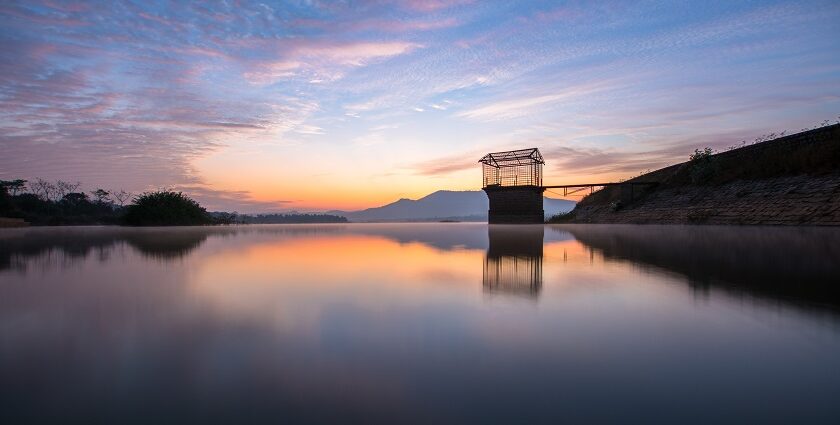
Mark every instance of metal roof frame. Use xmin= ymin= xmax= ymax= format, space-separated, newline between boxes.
xmin=478 ymin=148 xmax=544 ymax=168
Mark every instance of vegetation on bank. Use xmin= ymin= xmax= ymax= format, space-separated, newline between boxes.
xmin=1 ymin=179 xmax=348 ymax=226
xmin=0 ymin=179 xmax=224 ymax=226
xmin=547 ymin=211 xmax=576 ymax=223
xmin=688 ymin=147 xmax=719 ymax=184
xmin=1 ymin=179 xmax=128 ymax=225
xmin=122 ymin=190 xmax=215 ymax=226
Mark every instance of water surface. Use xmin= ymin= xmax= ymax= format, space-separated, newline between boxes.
xmin=2 ymin=224 xmax=839 ymax=423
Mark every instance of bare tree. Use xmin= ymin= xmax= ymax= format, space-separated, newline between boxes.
xmin=30 ymin=178 xmax=57 ymax=201
xmin=55 ymin=180 xmax=81 ymax=200
xmin=111 ymin=189 xmax=133 ymax=206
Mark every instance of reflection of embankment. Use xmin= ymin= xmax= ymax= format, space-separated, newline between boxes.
xmin=554 ymin=224 xmax=840 ymax=312
xmin=483 ymin=225 xmax=544 ymax=297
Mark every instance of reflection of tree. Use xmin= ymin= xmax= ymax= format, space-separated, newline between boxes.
xmin=1 ymin=230 xmax=117 ymax=271
xmin=0 ymin=229 xmax=208 ymax=271
xmin=122 ymin=231 xmax=208 ymax=260
xmin=483 ymin=225 xmax=544 ymax=297
xmin=0 ymin=225 xmax=355 ymax=272
xmin=555 ymin=225 xmax=840 ymax=314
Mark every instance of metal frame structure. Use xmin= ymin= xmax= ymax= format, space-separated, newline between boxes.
xmin=542 ymin=182 xmax=659 ymax=199
xmin=479 ymin=148 xmax=544 ymax=188
xmin=478 ymin=146 xmax=660 ymax=223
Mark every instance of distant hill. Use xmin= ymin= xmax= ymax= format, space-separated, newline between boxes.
xmin=328 ymin=190 xmax=575 ymax=222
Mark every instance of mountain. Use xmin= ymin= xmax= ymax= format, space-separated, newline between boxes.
xmin=327 ymin=190 xmax=575 ymax=222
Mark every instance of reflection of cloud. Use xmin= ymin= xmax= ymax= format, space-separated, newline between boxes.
xmin=0 ymin=225 xmax=494 ymax=274
xmin=0 ymin=228 xmax=416 ymax=421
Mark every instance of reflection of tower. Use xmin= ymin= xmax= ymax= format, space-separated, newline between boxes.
xmin=483 ymin=225 xmax=544 ymax=297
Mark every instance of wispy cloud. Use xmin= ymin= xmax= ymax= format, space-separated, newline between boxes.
xmin=1 ymin=0 xmax=839 ymax=210
xmin=455 ymin=81 xmax=616 ymax=121
xmin=411 ymin=153 xmax=478 ymax=176
xmin=401 ymin=0 xmax=475 ymax=12
xmin=245 ymin=41 xmax=423 ymax=84
xmin=175 ymin=185 xmax=292 ymax=213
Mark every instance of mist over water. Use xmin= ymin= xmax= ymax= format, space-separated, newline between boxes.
xmin=2 ymin=224 xmax=839 ymax=423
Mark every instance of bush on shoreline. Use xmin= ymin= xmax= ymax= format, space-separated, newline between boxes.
xmin=547 ymin=210 xmax=576 ymax=223
xmin=122 ymin=191 xmax=213 ymax=226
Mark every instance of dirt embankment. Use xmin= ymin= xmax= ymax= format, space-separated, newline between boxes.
xmin=558 ymin=124 xmax=840 ymax=225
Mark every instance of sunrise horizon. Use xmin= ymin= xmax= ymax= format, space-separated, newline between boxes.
xmin=4 ymin=1 xmax=840 ymax=423
xmin=2 ymin=1 xmax=838 ymax=212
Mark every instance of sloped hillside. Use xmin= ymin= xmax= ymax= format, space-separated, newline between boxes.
xmin=557 ymin=124 xmax=840 ymax=225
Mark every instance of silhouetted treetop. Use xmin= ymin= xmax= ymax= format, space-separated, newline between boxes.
xmin=122 ymin=190 xmax=213 ymax=226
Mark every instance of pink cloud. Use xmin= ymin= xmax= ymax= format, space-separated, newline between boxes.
xmin=245 ymin=41 xmax=422 ymax=84
xmin=138 ymin=12 xmax=183 ymax=27
xmin=358 ymin=16 xmax=459 ymax=32
xmin=175 ymin=185 xmax=293 ymax=212
xmin=0 ymin=4 xmax=89 ymax=27
xmin=402 ymin=0 xmax=474 ymax=12
xmin=532 ymin=6 xmax=582 ymax=23
xmin=299 ymin=41 xmax=421 ymax=65
xmin=294 ymin=16 xmax=460 ymax=33
xmin=42 ymin=1 xmax=90 ymax=13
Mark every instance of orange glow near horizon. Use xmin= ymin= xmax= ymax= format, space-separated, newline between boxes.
xmin=194 ymin=149 xmax=485 ymax=210
xmin=195 ymin=148 xmax=599 ymax=211
xmin=189 ymin=233 xmax=485 ymax=316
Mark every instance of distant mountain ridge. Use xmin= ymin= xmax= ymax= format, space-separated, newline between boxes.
xmin=328 ymin=190 xmax=575 ymax=222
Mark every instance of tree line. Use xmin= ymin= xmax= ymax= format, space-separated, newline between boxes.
xmin=1 ymin=178 xmax=135 ymax=225
xmin=2 ymin=178 xmax=133 ymax=205
xmin=0 ymin=178 xmax=225 ymax=226
xmin=1 ymin=178 xmax=348 ymax=226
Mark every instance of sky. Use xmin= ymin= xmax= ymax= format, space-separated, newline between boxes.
xmin=1 ymin=0 xmax=839 ymax=212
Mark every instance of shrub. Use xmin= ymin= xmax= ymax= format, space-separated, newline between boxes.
xmin=689 ymin=147 xmax=713 ymax=163
xmin=689 ymin=147 xmax=718 ymax=184
xmin=122 ymin=190 xmax=212 ymax=226
xmin=547 ymin=210 xmax=576 ymax=223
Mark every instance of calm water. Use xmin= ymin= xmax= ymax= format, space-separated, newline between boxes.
xmin=2 ymin=224 xmax=840 ymax=423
